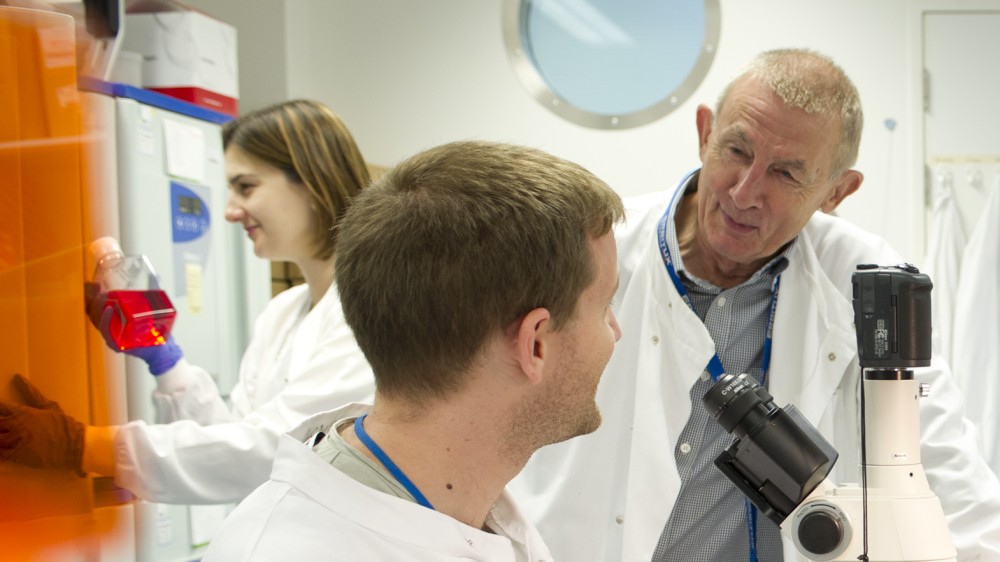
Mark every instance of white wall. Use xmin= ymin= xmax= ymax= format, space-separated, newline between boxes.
xmin=192 ymin=0 xmax=926 ymax=259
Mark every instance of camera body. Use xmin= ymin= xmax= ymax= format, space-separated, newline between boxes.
xmin=703 ymin=372 xmax=838 ymax=525
xmin=852 ymin=264 xmax=932 ymax=369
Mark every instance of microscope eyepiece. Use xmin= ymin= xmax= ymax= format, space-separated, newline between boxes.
xmin=702 ymin=373 xmax=779 ymax=437
xmin=703 ymin=373 xmax=839 ymax=524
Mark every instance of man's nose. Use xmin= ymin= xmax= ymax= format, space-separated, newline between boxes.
xmin=729 ymin=163 xmax=766 ymax=209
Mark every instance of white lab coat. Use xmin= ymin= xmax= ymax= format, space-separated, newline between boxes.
xmin=951 ymin=184 xmax=1000 ymax=476
xmin=203 ymin=404 xmax=554 ymax=562
xmin=923 ymin=170 xmax=967 ymax=364
xmin=114 ymin=282 xmax=375 ymax=504
xmin=510 ymin=173 xmax=1000 ymax=562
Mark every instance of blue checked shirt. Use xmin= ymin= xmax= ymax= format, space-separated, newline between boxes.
xmin=651 ymin=190 xmax=795 ymax=562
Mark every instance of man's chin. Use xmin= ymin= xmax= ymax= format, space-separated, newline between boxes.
xmin=556 ymin=408 xmax=602 ymax=444
xmin=583 ymin=408 xmax=602 ymax=436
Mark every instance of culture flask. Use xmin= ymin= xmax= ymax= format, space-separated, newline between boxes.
xmin=90 ymin=236 xmax=177 ymax=351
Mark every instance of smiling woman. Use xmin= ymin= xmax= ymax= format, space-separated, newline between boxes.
xmin=503 ymin=0 xmax=720 ymax=129
xmin=0 ymin=99 xmax=379 ymax=519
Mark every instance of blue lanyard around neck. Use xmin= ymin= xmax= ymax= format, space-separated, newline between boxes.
xmin=655 ymin=185 xmax=781 ymax=383
xmin=655 ymin=184 xmax=780 ymax=562
xmin=354 ymin=414 xmax=435 ymax=510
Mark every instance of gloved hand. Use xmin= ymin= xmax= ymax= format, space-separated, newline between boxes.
xmin=84 ymin=282 xmax=183 ymax=375
xmin=0 ymin=374 xmax=85 ymax=473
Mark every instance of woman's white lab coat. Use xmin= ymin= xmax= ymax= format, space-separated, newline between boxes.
xmin=113 ymin=282 xmax=375 ymax=504
xmin=511 ymin=176 xmax=1000 ymax=562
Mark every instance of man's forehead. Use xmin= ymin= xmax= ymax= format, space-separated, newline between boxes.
xmin=716 ymin=112 xmax=833 ymax=174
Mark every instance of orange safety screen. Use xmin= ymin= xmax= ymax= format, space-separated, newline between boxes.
xmin=0 ymin=6 xmax=127 ymax=557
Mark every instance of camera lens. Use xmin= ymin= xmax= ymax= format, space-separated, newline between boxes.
xmin=702 ymin=373 xmax=779 ymax=437
xmin=702 ymin=373 xmax=840 ymax=524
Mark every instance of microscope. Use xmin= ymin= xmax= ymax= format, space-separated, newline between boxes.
xmin=703 ymin=264 xmax=957 ymax=561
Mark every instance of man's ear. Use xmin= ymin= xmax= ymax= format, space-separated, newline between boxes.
xmin=695 ymin=104 xmax=714 ymax=163
xmin=821 ymin=169 xmax=863 ymax=213
xmin=514 ymin=307 xmax=551 ymax=385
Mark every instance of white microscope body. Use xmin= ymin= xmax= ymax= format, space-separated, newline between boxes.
xmin=784 ymin=376 xmax=955 ymax=562
xmin=705 ymin=265 xmax=957 ymax=562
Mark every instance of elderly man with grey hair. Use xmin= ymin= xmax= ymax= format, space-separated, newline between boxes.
xmin=510 ymin=48 xmax=1000 ymax=562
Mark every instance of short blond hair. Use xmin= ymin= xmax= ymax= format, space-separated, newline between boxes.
xmin=717 ymin=49 xmax=863 ymax=176
xmin=336 ymin=141 xmax=624 ymax=400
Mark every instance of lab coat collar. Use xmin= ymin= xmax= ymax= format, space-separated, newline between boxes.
xmin=766 ymin=224 xmax=857 ymax=425
xmin=275 ymin=403 xmax=545 ymax=560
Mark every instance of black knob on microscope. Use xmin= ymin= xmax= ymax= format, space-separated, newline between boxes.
xmin=797 ymin=511 xmax=844 ymax=555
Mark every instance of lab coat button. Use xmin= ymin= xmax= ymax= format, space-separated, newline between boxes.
xmin=828 ymin=352 xmax=836 ymax=361
xmin=651 ymin=335 xmax=660 ymax=345
xmin=679 ymin=442 xmax=692 ymax=454
xmin=615 ymin=515 xmax=624 ymax=524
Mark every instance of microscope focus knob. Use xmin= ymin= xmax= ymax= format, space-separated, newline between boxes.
xmin=791 ymin=501 xmax=851 ymax=560
xmin=798 ymin=512 xmax=842 ymax=553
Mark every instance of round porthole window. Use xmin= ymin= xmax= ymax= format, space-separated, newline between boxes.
xmin=503 ymin=0 xmax=720 ymax=130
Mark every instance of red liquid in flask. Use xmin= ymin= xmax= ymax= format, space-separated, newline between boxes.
xmin=104 ymin=289 xmax=177 ymax=351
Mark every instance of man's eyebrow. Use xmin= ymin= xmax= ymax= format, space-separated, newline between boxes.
xmin=723 ymin=127 xmax=807 ymax=172
xmin=719 ymin=127 xmax=751 ymax=146
xmin=773 ymin=158 xmax=807 ymax=172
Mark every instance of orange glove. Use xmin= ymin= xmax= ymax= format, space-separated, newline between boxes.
xmin=0 ymin=374 xmax=85 ymax=473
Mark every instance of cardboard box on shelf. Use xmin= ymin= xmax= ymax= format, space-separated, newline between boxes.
xmin=122 ymin=9 xmax=238 ymax=116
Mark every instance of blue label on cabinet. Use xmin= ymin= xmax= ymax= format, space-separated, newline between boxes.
xmin=171 ymin=181 xmax=211 ymax=242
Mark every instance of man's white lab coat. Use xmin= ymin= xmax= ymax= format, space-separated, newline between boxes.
xmin=204 ymin=405 xmax=554 ymax=562
xmin=510 ymin=173 xmax=1000 ymax=562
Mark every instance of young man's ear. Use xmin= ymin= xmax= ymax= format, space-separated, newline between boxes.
xmin=514 ymin=307 xmax=551 ymax=385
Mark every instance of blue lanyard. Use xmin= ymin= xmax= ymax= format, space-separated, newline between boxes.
xmin=654 ymin=185 xmax=781 ymax=382
xmin=354 ymin=414 xmax=435 ymax=510
xmin=655 ymin=185 xmax=780 ymax=562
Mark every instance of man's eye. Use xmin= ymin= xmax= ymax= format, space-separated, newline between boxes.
xmin=728 ymin=146 xmax=747 ymax=158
